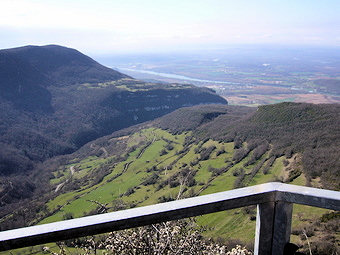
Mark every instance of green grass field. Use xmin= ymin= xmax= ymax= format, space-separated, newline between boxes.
xmin=28 ymin=127 xmax=332 ymax=253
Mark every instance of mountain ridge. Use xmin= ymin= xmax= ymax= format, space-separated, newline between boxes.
xmin=1 ymin=45 xmax=130 ymax=86
xmin=0 ymin=45 xmax=129 ymax=112
xmin=0 ymin=45 xmax=227 ymax=176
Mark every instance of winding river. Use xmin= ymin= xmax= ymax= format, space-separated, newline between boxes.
xmin=118 ymin=67 xmax=239 ymax=85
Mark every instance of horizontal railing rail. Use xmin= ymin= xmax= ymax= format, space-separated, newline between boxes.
xmin=0 ymin=182 xmax=339 ymax=254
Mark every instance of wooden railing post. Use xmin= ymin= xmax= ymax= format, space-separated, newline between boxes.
xmin=254 ymin=201 xmax=293 ymax=255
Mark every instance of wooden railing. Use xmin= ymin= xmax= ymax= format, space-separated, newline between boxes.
xmin=0 ymin=182 xmax=339 ymax=254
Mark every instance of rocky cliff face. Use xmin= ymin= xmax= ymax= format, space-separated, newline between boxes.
xmin=100 ymin=87 xmax=227 ymax=129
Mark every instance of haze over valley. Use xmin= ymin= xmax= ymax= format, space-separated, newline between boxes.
xmin=98 ymin=45 xmax=340 ymax=106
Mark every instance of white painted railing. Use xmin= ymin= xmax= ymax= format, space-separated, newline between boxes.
xmin=0 ymin=182 xmax=339 ymax=254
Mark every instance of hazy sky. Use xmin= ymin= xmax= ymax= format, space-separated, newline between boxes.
xmin=1 ymin=0 xmax=339 ymax=54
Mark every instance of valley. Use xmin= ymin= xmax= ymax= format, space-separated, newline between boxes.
xmin=0 ymin=0 xmax=340 ymax=255
xmin=1 ymin=0 xmax=339 ymax=253
xmin=0 ymin=45 xmax=339 ymax=254
xmin=98 ymin=46 xmax=340 ymax=106
xmin=1 ymin=103 xmax=339 ymax=254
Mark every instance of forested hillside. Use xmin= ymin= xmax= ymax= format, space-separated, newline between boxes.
xmin=1 ymin=102 xmax=338 ymax=254
xmin=0 ymin=45 xmax=227 ymax=177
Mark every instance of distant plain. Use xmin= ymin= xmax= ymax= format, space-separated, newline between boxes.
xmin=97 ymin=45 xmax=340 ymax=106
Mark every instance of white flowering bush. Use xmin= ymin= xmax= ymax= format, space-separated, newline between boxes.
xmin=45 ymin=219 xmax=252 ymax=254
xmin=226 ymin=245 xmax=252 ymax=255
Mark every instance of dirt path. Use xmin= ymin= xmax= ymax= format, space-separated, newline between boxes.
xmin=70 ymin=166 xmax=75 ymax=175
xmin=54 ymin=182 xmax=65 ymax=193
xmin=55 ymin=166 xmax=75 ymax=193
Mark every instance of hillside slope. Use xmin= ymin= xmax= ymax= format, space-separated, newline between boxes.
xmin=1 ymin=102 xmax=338 ymax=254
xmin=0 ymin=45 xmax=227 ymax=176
xmin=1 ymin=45 xmax=129 ymax=86
xmin=0 ymin=45 xmax=129 ymax=112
